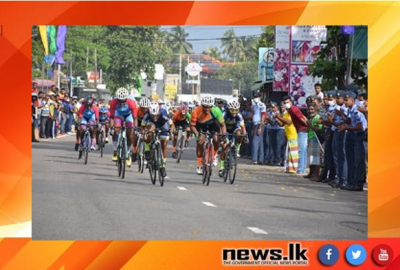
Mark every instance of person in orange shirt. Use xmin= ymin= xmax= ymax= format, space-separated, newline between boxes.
xmin=132 ymin=97 xmax=151 ymax=162
xmin=171 ymin=104 xmax=191 ymax=158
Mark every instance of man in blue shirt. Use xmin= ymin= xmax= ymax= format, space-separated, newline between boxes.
xmin=251 ymin=92 xmax=266 ymax=164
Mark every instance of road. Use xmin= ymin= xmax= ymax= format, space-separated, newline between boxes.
xmin=32 ymin=134 xmax=367 ymax=240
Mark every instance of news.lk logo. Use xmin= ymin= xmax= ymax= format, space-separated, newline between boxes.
xmin=222 ymin=243 xmax=309 ymax=266
xmin=318 ymin=244 xmax=339 ymax=266
xmin=345 ymin=244 xmax=367 ymax=266
xmin=372 ymin=245 xmax=393 ymax=266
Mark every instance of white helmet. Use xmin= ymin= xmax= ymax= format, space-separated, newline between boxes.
xmin=227 ymin=99 xmax=240 ymax=110
xmin=139 ymin=97 xmax=151 ymax=108
xmin=115 ymin=87 xmax=129 ymax=101
xmin=149 ymin=102 xmax=160 ymax=115
xmin=201 ymin=95 xmax=215 ymax=107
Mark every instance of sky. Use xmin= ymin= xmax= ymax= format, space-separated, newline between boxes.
xmin=160 ymin=26 xmax=263 ymax=53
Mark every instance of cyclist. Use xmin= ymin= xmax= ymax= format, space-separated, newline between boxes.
xmin=75 ymin=95 xmax=99 ymax=151
xmin=141 ymin=102 xmax=174 ymax=177
xmin=190 ymin=95 xmax=227 ymax=175
xmin=171 ymin=104 xmax=191 ymax=158
xmin=109 ymin=87 xmax=138 ymax=167
xmin=97 ymin=105 xmax=110 ymax=146
xmin=132 ymin=97 xmax=151 ymax=162
xmin=218 ymin=99 xmax=247 ymax=177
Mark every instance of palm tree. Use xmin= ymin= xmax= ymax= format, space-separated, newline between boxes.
xmin=204 ymin=46 xmax=222 ymax=61
xmin=220 ymin=29 xmax=244 ymax=63
xmin=166 ymin=26 xmax=193 ymax=54
xmin=242 ymin=36 xmax=258 ymax=61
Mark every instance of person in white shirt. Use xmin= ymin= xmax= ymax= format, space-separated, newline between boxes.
xmin=314 ymin=83 xmax=324 ymax=100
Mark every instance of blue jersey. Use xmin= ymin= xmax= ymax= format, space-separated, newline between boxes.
xmin=223 ymin=111 xmax=244 ymax=132
xmin=142 ymin=108 xmax=171 ymax=128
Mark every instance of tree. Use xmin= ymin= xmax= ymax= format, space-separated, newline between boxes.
xmin=308 ymin=26 xmax=366 ymax=90
xmin=166 ymin=26 xmax=193 ymax=54
xmin=202 ymin=46 xmax=222 ymax=61
xmin=213 ymin=61 xmax=258 ymax=96
xmin=220 ymin=29 xmax=244 ymax=62
xmin=241 ymin=36 xmax=258 ymax=61
xmin=257 ymin=26 xmax=274 ymax=48
xmin=105 ymin=26 xmax=167 ymax=91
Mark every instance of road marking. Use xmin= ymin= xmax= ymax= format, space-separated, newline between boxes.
xmin=165 ymin=176 xmax=170 ymax=179
xmin=247 ymin=227 xmax=268 ymax=234
xmin=177 ymin=186 xmax=187 ymax=191
xmin=363 ymin=187 xmax=368 ymax=191
xmin=202 ymin=202 xmax=216 ymax=207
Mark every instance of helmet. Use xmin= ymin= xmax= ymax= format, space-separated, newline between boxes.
xmin=85 ymin=95 xmax=94 ymax=105
xmin=227 ymin=99 xmax=240 ymax=110
xmin=149 ymin=102 xmax=160 ymax=116
xmin=99 ymin=106 xmax=109 ymax=114
xmin=201 ymin=95 xmax=215 ymax=107
xmin=115 ymin=87 xmax=129 ymax=101
xmin=139 ymin=97 xmax=151 ymax=108
xmin=180 ymin=104 xmax=188 ymax=113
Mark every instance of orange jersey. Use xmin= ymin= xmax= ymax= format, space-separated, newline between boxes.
xmin=190 ymin=105 xmax=224 ymax=126
xmin=172 ymin=110 xmax=187 ymax=122
xmin=137 ymin=107 xmax=147 ymax=119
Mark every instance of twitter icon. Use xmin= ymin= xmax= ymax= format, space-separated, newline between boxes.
xmin=346 ymin=244 xmax=367 ymax=265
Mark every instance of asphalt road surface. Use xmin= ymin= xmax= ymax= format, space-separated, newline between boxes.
xmin=32 ymin=134 xmax=367 ymax=240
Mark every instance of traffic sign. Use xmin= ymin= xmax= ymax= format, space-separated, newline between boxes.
xmin=185 ymin=63 xmax=202 ymax=77
xmin=186 ymin=80 xmax=200 ymax=85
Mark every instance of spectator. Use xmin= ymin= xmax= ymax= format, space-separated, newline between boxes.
xmin=317 ymin=90 xmax=336 ymax=183
xmin=314 ymin=83 xmax=324 ymax=100
xmin=305 ymin=103 xmax=324 ymax=180
xmin=338 ymin=91 xmax=368 ymax=191
xmin=250 ymin=92 xmax=266 ymax=165
xmin=32 ymin=93 xmax=39 ymax=143
xmin=241 ymin=99 xmax=253 ymax=158
xmin=267 ymin=102 xmax=284 ymax=166
xmin=40 ymin=93 xmax=51 ymax=138
xmin=276 ymin=102 xmax=298 ymax=174
xmin=282 ymin=95 xmax=308 ymax=175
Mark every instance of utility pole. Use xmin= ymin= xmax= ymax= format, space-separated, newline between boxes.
xmin=94 ymin=48 xmax=97 ymax=86
xmin=70 ymin=54 xmax=73 ymax=96
xmin=178 ymin=54 xmax=182 ymax=95
xmin=86 ymin=46 xmax=89 ymax=75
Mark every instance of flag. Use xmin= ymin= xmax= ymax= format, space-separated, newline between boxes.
xmin=341 ymin=26 xmax=355 ymax=35
xmin=39 ymin=26 xmax=48 ymax=55
xmin=56 ymin=26 xmax=67 ymax=64
xmin=48 ymin=26 xmax=57 ymax=54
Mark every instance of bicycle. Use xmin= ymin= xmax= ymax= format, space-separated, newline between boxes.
xmin=135 ymin=127 xmax=145 ymax=174
xmin=78 ymin=124 xmax=95 ymax=165
xmin=115 ymin=125 xmax=130 ymax=179
xmin=98 ymin=123 xmax=106 ymax=158
xmin=200 ymin=131 xmax=217 ymax=186
xmin=146 ymin=129 xmax=167 ymax=187
xmin=222 ymin=134 xmax=246 ymax=184
xmin=175 ymin=126 xmax=187 ymax=163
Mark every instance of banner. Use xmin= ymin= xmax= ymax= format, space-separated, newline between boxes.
xmin=165 ymin=84 xmax=177 ymax=100
xmin=289 ymin=65 xmax=322 ymax=106
xmin=48 ymin=25 xmax=57 ymax=55
xmin=273 ymin=26 xmax=290 ymax=91
xmin=258 ymin=47 xmax=274 ymax=81
xmin=55 ymin=26 xmax=66 ymax=64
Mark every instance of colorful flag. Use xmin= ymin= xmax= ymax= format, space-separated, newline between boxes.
xmin=48 ymin=26 xmax=57 ymax=54
xmin=56 ymin=26 xmax=67 ymax=64
xmin=341 ymin=26 xmax=355 ymax=35
xmin=39 ymin=25 xmax=48 ymax=56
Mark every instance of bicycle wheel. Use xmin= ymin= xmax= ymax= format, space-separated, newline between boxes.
xmin=176 ymin=130 xmax=184 ymax=163
xmin=157 ymin=144 xmax=164 ymax=187
xmin=84 ymin=133 xmax=89 ymax=165
xmin=202 ymin=143 xmax=208 ymax=185
xmin=117 ymin=138 xmax=124 ymax=177
xmin=137 ymin=139 xmax=144 ymax=173
xmin=229 ymin=146 xmax=237 ymax=184
xmin=223 ymin=148 xmax=230 ymax=183
xmin=100 ymin=130 xmax=104 ymax=158
xmin=149 ymin=148 xmax=156 ymax=185
xmin=121 ymin=138 xmax=126 ymax=179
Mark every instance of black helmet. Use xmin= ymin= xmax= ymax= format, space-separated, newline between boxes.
xmin=85 ymin=95 xmax=94 ymax=105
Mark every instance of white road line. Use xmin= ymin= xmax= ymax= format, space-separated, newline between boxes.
xmin=177 ymin=186 xmax=187 ymax=191
xmin=202 ymin=202 xmax=216 ymax=207
xmin=247 ymin=227 xmax=268 ymax=234
xmin=165 ymin=176 xmax=170 ymax=179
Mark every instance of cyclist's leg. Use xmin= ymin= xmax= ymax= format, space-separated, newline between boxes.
xmin=88 ymin=114 xmax=96 ymax=149
xmin=144 ymin=123 xmax=155 ymax=160
xmin=211 ymin=124 xmax=221 ymax=163
xmin=196 ymin=124 xmax=206 ymax=168
xmin=160 ymin=122 xmax=170 ymax=167
xmin=80 ymin=118 xmax=89 ymax=141
xmin=112 ymin=112 xmax=123 ymax=161
xmin=234 ymin=127 xmax=244 ymax=152
xmin=125 ymin=114 xmax=134 ymax=153
xmin=184 ymin=121 xmax=191 ymax=142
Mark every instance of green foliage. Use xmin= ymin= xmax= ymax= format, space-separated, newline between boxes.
xmin=257 ymin=26 xmax=274 ymax=48
xmin=213 ymin=61 xmax=258 ymax=96
xmin=203 ymin=46 xmax=222 ymax=61
xmin=166 ymin=26 xmax=193 ymax=54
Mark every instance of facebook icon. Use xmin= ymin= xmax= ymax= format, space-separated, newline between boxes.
xmin=319 ymin=244 xmax=339 ymax=266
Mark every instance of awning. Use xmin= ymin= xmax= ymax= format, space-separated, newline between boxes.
xmin=349 ymin=26 xmax=367 ymax=60
xmin=251 ymin=80 xmax=272 ymax=92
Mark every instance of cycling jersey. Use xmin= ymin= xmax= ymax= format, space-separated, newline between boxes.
xmin=172 ymin=110 xmax=191 ymax=122
xmin=223 ymin=111 xmax=245 ymax=133
xmin=109 ymin=99 xmax=138 ymax=128
xmin=99 ymin=106 xmax=110 ymax=123
xmin=78 ymin=104 xmax=99 ymax=125
xmin=190 ymin=105 xmax=224 ymax=126
xmin=137 ymin=107 xmax=147 ymax=120
xmin=142 ymin=108 xmax=172 ymax=139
